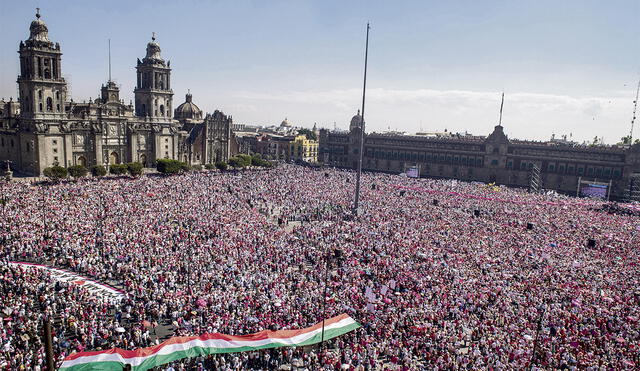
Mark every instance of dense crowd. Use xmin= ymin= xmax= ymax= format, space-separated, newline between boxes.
xmin=0 ymin=165 xmax=638 ymax=370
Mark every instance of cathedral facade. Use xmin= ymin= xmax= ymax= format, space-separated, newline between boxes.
xmin=0 ymin=10 xmax=232 ymax=175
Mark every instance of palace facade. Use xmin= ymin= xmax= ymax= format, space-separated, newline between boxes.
xmin=0 ymin=10 xmax=232 ymax=175
xmin=319 ymin=112 xmax=640 ymax=201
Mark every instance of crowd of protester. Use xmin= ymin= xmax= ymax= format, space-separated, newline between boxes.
xmin=0 ymin=165 xmax=638 ymax=370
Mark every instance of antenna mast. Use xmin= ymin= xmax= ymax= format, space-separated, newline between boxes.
xmin=630 ymin=77 xmax=640 ymax=144
xmin=108 ymin=39 xmax=112 ymax=82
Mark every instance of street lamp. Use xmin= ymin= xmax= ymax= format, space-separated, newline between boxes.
xmin=318 ymin=244 xmax=341 ymax=365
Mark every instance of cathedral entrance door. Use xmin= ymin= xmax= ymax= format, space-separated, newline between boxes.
xmin=109 ymin=152 xmax=120 ymax=165
xmin=77 ymin=156 xmax=87 ymax=167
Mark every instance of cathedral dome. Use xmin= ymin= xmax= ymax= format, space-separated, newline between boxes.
xmin=28 ymin=9 xmax=51 ymax=43
xmin=280 ymin=118 xmax=291 ymax=127
xmin=350 ymin=110 xmax=362 ymax=131
xmin=174 ymin=93 xmax=202 ymax=120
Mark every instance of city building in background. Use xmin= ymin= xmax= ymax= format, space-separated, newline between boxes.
xmin=232 ymin=118 xmax=320 ymax=163
xmin=319 ymin=110 xmax=640 ymax=200
xmin=289 ymin=134 xmax=318 ymax=163
xmin=0 ymin=11 xmax=234 ymax=175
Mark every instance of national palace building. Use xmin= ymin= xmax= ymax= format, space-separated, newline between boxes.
xmin=0 ymin=10 xmax=233 ymax=176
xmin=319 ymin=111 xmax=640 ymax=201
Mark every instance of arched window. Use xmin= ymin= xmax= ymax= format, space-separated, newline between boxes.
xmin=39 ymin=103 xmax=43 ymax=111
xmin=46 ymin=97 xmax=53 ymax=111
xmin=56 ymin=91 xmax=60 ymax=100
xmin=38 ymin=90 xmax=43 ymax=100
xmin=56 ymin=104 xmax=60 ymax=112
xmin=160 ymin=105 xmax=165 ymax=116
xmin=44 ymin=68 xmax=51 ymax=79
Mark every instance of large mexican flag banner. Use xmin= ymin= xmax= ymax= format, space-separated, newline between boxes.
xmin=59 ymin=314 xmax=360 ymax=371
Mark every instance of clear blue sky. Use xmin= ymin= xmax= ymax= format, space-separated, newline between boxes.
xmin=1 ymin=0 xmax=638 ymax=143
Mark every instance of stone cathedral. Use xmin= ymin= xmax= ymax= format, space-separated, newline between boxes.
xmin=0 ymin=10 xmax=232 ymax=176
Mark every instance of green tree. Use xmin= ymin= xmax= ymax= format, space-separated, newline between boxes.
xmin=204 ymin=163 xmax=216 ymax=170
xmin=191 ymin=164 xmax=203 ymax=171
xmin=156 ymin=159 xmax=187 ymax=174
xmin=109 ymin=164 xmax=128 ymax=175
xmin=43 ymin=166 xmax=68 ymax=182
xmin=619 ymin=135 xmax=632 ymax=145
xmin=91 ymin=165 xmax=107 ymax=177
xmin=228 ymin=157 xmax=241 ymax=168
xmin=126 ymin=162 xmax=144 ymax=177
xmin=228 ymin=155 xmax=251 ymax=168
xmin=250 ymin=154 xmax=272 ymax=167
xmin=298 ymin=128 xmax=317 ymax=141
xmin=67 ymin=165 xmax=88 ymax=179
xmin=215 ymin=161 xmax=228 ymax=171
xmin=237 ymin=154 xmax=252 ymax=167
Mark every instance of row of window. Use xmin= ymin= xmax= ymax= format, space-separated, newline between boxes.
xmin=137 ymin=72 xmax=170 ymax=90
xmin=20 ymin=56 xmax=59 ymax=80
xmin=365 ymin=149 xmax=484 ymax=167
xmin=139 ymin=99 xmax=171 ymax=117
xmin=366 ymin=139 xmax=482 ymax=152
xmin=510 ymin=148 xmax=624 ymax=163
xmin=507 ymin=160 xmax=622 ymax=179
xmin=21 ymin=90 xmax=62 ymax=113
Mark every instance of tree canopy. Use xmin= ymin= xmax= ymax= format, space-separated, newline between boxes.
xmin=298 ymin=128 xmax=317 ymax=141
xmin=43 ymin=166 xmax=68 ymax=182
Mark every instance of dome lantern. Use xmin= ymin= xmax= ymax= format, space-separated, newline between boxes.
xmin=28 ymin=8 xmax=52 ymax=44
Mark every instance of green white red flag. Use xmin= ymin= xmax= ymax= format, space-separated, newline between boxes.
xmin=59 ymin=314 xmax=360 ymax=371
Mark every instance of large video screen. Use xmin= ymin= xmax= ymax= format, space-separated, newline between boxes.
xmin=406 ymin=167 xmax=419 ymax=178
xmin=581 ymin=183 xmax=608 ymax=199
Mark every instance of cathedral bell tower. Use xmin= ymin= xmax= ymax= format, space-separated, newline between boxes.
xmin=134 ymin=33 xmax=173 ymax=120
xmin=17 ymin=8 xmax=67 ymax=120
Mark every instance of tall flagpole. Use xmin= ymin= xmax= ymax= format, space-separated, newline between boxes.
xmin=498 ymin=92 xmax=504 ymax=126
xmin=353 ymin=22 xmax=370 ymax=215
xmin=629 ymin=77 xmax=640 ymax=144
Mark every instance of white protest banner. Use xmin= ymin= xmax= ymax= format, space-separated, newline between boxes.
xmin=9 ymin=261 xmax=126 ymax=301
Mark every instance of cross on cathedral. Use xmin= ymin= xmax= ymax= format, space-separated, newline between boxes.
xmin=36 ymin=8 xmax=40 ymax=18
xmin=152 ymin=32 xmax=156 ymax=41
